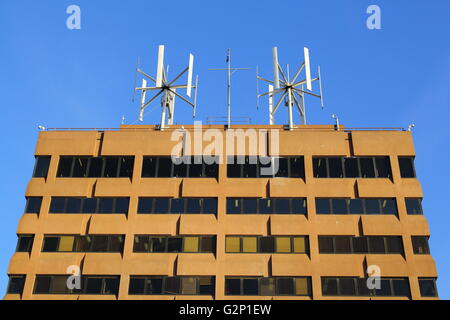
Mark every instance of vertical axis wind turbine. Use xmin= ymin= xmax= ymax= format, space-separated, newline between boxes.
xmin=134 ymin=45 xmax=198 ymax=130
xmin=257 ymin=47 xmax=324 ymax=130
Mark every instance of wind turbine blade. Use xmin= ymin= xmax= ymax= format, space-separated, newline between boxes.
xmin=272 ymin=47 xmax=280 ymax=89
xmin=186 ymin=54 xmax=194 ymax=97
xmin=193 ymin=75 xmax=198 ymax=117
xmin=156 ymin=45 xmax=165 ymax=87
xmin=132 ymin=56 xmax=140 ymax=103
xmin=318 ymin=65 xmax=324 ymax=108
xmin=139 ymin=79 xmax=147 ymax=121
xmin=304 ymin=47 xmax=312 ymax=91
xmin=268 ymin=84 xmax=274 ymax=125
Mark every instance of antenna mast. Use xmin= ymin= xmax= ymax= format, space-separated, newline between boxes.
xmin=209 ymin=49 xmax=250 ymax=128
xmin=257 ymin=47 xmax=324 ymax=130
xmin=133 ymin=45 xmax=198 ymax=130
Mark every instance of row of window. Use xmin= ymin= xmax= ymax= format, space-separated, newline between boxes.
xmin=24 ymin=196 xmax=425 ymax=215
xmin=32 ymin=155 xmax=417 ymax=179
xmin=16 ymin=234 xmax=431 ymax=255
xmin=8 ymin=275 xmax=438 ymax=297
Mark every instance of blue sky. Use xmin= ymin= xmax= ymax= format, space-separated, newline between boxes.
xmin=0 ymin=0 xmax=449 ymax=298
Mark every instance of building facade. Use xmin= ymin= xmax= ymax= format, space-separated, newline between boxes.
xmin=4 ymin=124 xmax=438 ymax=300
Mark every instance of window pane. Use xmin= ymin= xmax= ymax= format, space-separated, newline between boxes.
xmin=225 ymin=278 xmax=241 ymax=295
xmin=375 ymin=157 xmax=391 ymax=178
xmin=277 ymin=278 xmax=294 ymax=295
xmin=34 ymin=276 xmax=51 ymax=294
xmin=133 ymin=236 xmax=149 ymax=252
xmin=348 ymin=199 xmax=363 ymax=214
xmin=274 ymin=199 xmax=290 ymax=214
xmin=392 ymin=279 xmax=410 ymax=297
xmin=332 ymin=199 xmax=348 ymax=214
xmin=7 ymin=276 xmax=25 ymax=294
xmin=170 ymin=198 xmax=184 ymax=214
xmin=293 ymin=237 xmax=307 ymax=253
xmin=243 ymin=156 xmax=257 ymax=178
xmin=204 ymin=163 xmax=218 ymax=178
xmin=147 ymin=278 xmax=163 ymax=294
xmin=85 ymin=278 xmax=103 ymax=294
xmin=154 ymin=198 xmax=169 ymax=213
xmin=104 ymin=158 xmax=119 ymax=177
xmin=412 ymin=236 xmax=430 ymax=254
xmin=25 ymin=197 xmax=42 ymax=214
xmin=104 ymin=278 xmax=119 ymax=295
xmin=91 ymin=235 xmax=109 ymax=252
xmin=339 ymin=278 xmax=356 ymax=296
xmin=275 ymin=157 xmax=289 ymax=177
xmin=292 ymin=199 xmax=307 ymax=214
xmin=115 ymin=198 xmax=129 ymax=214
xmin=203 ymin=198 xmax=217 ymax=214
xmin=334 ymin=237 xmax=351 ymax=253
xmin=49 ymin=197 xmax=65 ymax=213
xmin=164 ymin=277 xmax=181 ymax=294
xmin=328 ymin=158 xmax=343 ymax=178
xmin=365 ymin=199 xmax=381 ymax=214
xmin=137 ymin=197 xmax=152 ymax=213
xmin=57 ymin=157 xmax=73 ymax=177
xmin=42 ymin=237 xmax=59 ymax=252
xmin=51 ymin=276 xmax=68 ymax=294
xmin=295 ymin=278 xmax=309 ymax=296
xmin=66 ymin=198 xmax=82 ymax=213
xmin=375 ymin=279 xmax=392 ymax=296
xmin=200 ymin=237 xmax=215 ymax=253
xmin=399 ymin=157 xmax=415 ymax=178
xmin=129 ymin=278 xmax=145 ymax=294
xmin=167 ymin=238 xmax=182 ymax=252
xmin=243 ymin=278 xmax=258 ymax=295
xmin=357 ymin=278 xmax=371 ymax=296
xmin=260 ymin=278 xmax=275 ymax=296
xmin=108 ymin=236 xmax=124 ymax=252
xmin=157 ymin=157 xmax=173 ymax=177
xmin=381 ymin=199 xmax=397 ymax=215
xmin=406 ymin=198 xmax=422 ymax=215
xmin=76 ymin=236 xmax=92 ymax=252
xmin=58 ymin=236 xmax=75 ymax=252
xmin=242 ymin=237 xmax=257 ymax=253
xmin=275 ymin=237 xmax=291 ymax=253
xmin=243 ymin=198 xmax=257 ymax=214
xmin=290 ymin=157 xmax=304 ymax=178
xmin=419 ymin=279 xmax=438 ymax=297
xmin=318 ymin=237 xmax=334 ymax=253
xmin=322 ymin=278 xmax=338 ymax=295
xmin=119 ymin=157 xmax=134 ymax=178
xmin=360 ymin=157 xmax=375 ymax=178
xmin=316 ymin=199 xmax=331 ymax=214
xmin=259 ymin=237 xmax=275 ymax=253
xmin=98 ymin=198 xmax=114 ymax=213
xmin=199 ymin=277 xmax=214 ymax=295
xmin=186 ymin=198 xmax=202 ymax=214
xmin=313 ymin=158 xmax=327 ymax=178
xmin=352 ymin=237 xmax=368 ymax=254
xmin=173 ymin=158 xmax=187 ymax=178
xmin=183 ymin=237 xmax=199 ymax=253
xmin=189 ymin=156 xmax=203 ymax=177
xmin=33 ymin=156 xmax=51 ymax=178
xmin=72 ymin=158 xmax=88 ymax=177
xmin=227 ymin=198 xmax=241 ymax=214
xmin=386 ymin=237 xmax=403 ymax=254
xmin=82 ymin=198 xmax=97 ymax=213
xmin=149 ymin=238 xmax=166 ymax=253
xmin=181 ymin=277 xmax=197 ymax=295
xmin=344 ymin=158 xmax=359 ymax=178
xmin=226 ymin=237 xmax=241 ymax=253
xmin=258 ymin=199 xmax=273 ymax=214
xmin=368 ymin=237 xmax=386 ymax=253
xmin=227 ymin=157 xmax=241 ymax=178
xmin=17 ymin=236 xmax=34 ymax=252
xmin=142 ymin=157 xmax=157 ymax=177
xmin=88 ymin=157 xmax=103 ymax=177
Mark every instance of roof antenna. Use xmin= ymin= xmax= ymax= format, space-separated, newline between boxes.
xmin=257 ymin=47 xmax=324 ymax=130
xmin=209 ymin=49 xmax=250 ymax=129
xmin=331 ymin=114 xmax=339 ymax=131
xmin=133 ymin=45 xmax=198 ymax=130
xmin=407 ymin=124 xmax=415 ymax=131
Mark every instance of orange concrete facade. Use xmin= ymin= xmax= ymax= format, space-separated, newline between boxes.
xmin=4 ymin=124 xmax=438 ymax=300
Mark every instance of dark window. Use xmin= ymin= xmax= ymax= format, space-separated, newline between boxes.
xmin=243 ymin=278 xmax=258 ymax=295
xmin=88 ymin=157 xmax=103 ymax=177
xmin=172 ymin=158 xmax=187 ymax=178
xmin=76 ymin=236 xmax=92 ymax=252
xmin=348 ymin=199 xmax=363 ymax=214
xmin=7 ymin=275 xmax=25 ymax=294
xmin=332 ymin=199 xmax=348 ymax=215
xmin=189 ymin=156 xmax=203 ymax=177
xmin=259 ymin=237 xmax=275 ymax=253
xmin=318 ymin=236 xmax=334 ymax=253
xmin=50 ymin=197 xmax=66 ymax=213
xmin=147 ymin=278 xmax=163 ymax=294
xmin=157 ymin=157 xmax=173 ymax=177
xmin=227 ymin=198 xmax=241 ymax=214
xmin=412 ymin=236 xmax=430 ymax=254
xmin=275 ymin=158 xmax=289 ymax=177
xmin=42 ymin=237 xmax=59 ymax=252
xmin=186 ymin=198 xmax=202 ymax=214
xmin=419 ymin=278 xmax=438 ymax=297
xmin=17 ymin=235 xmax=34 ymax=253
xmin=72 ymin=158 xmax=88 ymax=177
xmin=277 ymin=278 xmax=294 ymax=295
xmin=328 ymin=158 xmax=343 ymax=178
xmin=138 ymin=198 xmax=153 ymax=214
xmin=33 ymin=276 xmax=51 ymax=294
xmin=200 ymin=237 xmax=215 ymax=253
xmin=170 ymin=198 xmax=185 ymax=214
xmin=386 ymin=237 xmax=403 ymax=254
xmin=85 ymin=278 xmax=103 ymax=294
xmin=91 ymin=235 xmax=109 ymax=252
xmin=339 ymin=278 xmax=356 ymax=296
xmin=258 ymin=199 xmax=273 ymax=214
xmin=203 ymin=198 xmax=217 ymax=214
xmin=115 ymin=198 xmax=129 ymax=214
xmin=274 ymin=198 xmax=290 ymax=214
xmin=405 ymin=198 xmax=423 ymax=215
xmin=357 ymin=278 xmax=371 ymax=296
xmin=292 ymin=199 xmax=307 ymax=214
xmin=103 ymin=158 xmax=119 ymax=178
xmin=375 ymin=279 xmax=392 ymax=296
xmin=107 ymin=236 xmax=124 ymax=252
xmin=167 ymin=237 xmax=182 ymax=252
xmin=243 ymin=198 xmax=257 ymax=214
xmin=129 ymin=277 xmax=145 ymax=294
xmin=365 ymin=199 xmax=381 ymax=214
xmin=57 ymin=157 xmax=73 ymax=177
xmin=375 ymin=157 xmax=391 ymax=178
xmin=227 ymin=157 xmax=241 ymax=178
xmin=33 ymin=156 xmax=51 ymax=178
xmin=98 ymin=198 xmax=114 ymax=213
xmin=368 ymin=237 xmax=386 ymax=253
xmin=334 ymin=237 xmax=352 ymax=253
xmin=225 ymin=278 xmax=241 ymax=295
xmin=322 ymin=278 xmax=338 ymax=295
xmin=290 ymin=157 xmax=305 ymax=178
xmin=313 ymin=158 xmax=327 ymax=178
xmin=133 ymin=236 xmax=149 ymax=252
xmin=82 ymin=198 xmax=97 ymax=213
xmin=243 ymin=156 xmax=257 ymax=178
xmin=154 ymin=198 xmax=169 ymax=213
xmin=316 ymin=199 xmax=331 ymax=214
xmin=119 ymin=157 xmax=134 ymax=178
xmin=25 ymin=197 xmax=42 ymax=214
xmin=392 ymin=278 xmax=410 ymax=297
xmin=260 ymin=278 xmax=275 ymax=296
xmin=352 ymin=237 xmax=368 ymax=253
xmin=164 ymin=277 xmax=181 ymax=294
xmin=103 ymin=277 xmax=120 ymax=295
xmin=360 ymin=157 xmax=375 ymax=178
xmin=344 ymin=158 xmax=359 ymax=178
xmin=204 ymin=162 xmax=218 ymax=178
xmin=66 ymin=198 xmax=82 ymax=213
xmin=381 ymin=199 xmax=397 ymax=215
xmin=399 ymin=157 xmax=416 ymax=178
xmin=142 ymin=157 xmax=157 ymax=177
